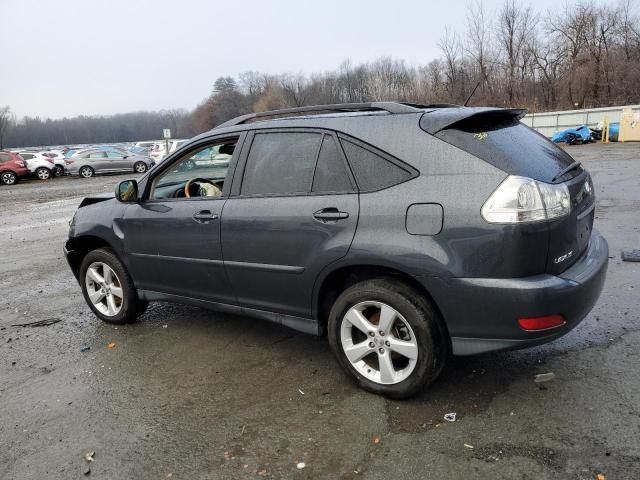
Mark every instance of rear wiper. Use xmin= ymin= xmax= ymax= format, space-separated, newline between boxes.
xmin=552 ymin=161 xmax=581 ymax=182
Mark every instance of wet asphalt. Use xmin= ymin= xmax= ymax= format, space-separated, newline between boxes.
xmin=0 ymin=143 xmax=639 ymax=479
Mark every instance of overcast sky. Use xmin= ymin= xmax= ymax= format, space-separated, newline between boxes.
xmin=0 ymin=0 xmax=613 ymax=119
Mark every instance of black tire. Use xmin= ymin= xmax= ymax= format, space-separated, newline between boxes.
xmin=79 ymin=166 xmax=94 ymax=178
xmin=328 ymin=278 xmax=447 ymax=399
xmin=52 ymin=165 xmax=64 ymax=177
xmin=565 ymin=133 xmax=579 ymax=146
xmin=79 ymin=248 xmax=143 ymax=324
xmin=36 ymin=167 xmax=51 ymax=180
xmin=133 ymin=161 xmax=147 ymax=174
xmin=1 ymin=171 xmax=18 ymax=185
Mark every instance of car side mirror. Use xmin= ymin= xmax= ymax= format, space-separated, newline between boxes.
xmin=116 ymin=179 xmax=138 ymax=203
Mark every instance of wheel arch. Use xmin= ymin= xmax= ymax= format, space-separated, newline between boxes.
xmin=313 ymin=263 xmax=450 ymax=347
xmin=65 ymin=235 xmax=118 ymax=279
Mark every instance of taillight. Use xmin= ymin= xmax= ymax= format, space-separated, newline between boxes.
xmin=518 ymin=315 xmax=565 ymax=331
xmin=20 ymin=161 xmax=27 ymax=167
xmin=482 ymin=175 xmax=571 ymax=224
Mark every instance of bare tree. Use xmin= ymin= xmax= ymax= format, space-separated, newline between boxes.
xmin=497 ymin=1 xmax=537 ymax=103
xmin=0 ymin=105 xmax=12 ymax=150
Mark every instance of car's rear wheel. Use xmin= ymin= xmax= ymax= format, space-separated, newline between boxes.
xmin=79 ymin=248 xmax=145 ymax=324
xmin=328 ymin=278 xmax=446 ymax=399
xmin=52 ymin=165 xmax=64 ymax=177
xmin=1 ymin=171 xmax=17 ymax=185
xmin=36 ymin=167 xmax=51 ymax=180
xmin=134 ymin=161 xmax=147 ymax=174
xmin=79 ymin=166 xmax=94 ymax=178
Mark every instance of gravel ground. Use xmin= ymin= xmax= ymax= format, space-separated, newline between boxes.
xmin=1 ymin=143 xmax=639 ymax=479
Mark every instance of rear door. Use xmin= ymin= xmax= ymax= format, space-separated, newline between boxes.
xmin=221 ymin=130 xmax=359 ymax=318
xmin=105 ymin=150 xmax=130 ymax=171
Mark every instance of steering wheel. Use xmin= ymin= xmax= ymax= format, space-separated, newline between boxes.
xmin=184 ymin=178 xmax=222 ymax=198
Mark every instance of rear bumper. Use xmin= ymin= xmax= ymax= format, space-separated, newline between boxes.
xmin=425 ymin=229 xmax=609 ymax=355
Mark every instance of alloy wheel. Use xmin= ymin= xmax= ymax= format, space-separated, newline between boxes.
xmin=340 ymin=301 xmax=419 ymax=385
xmin=80 ymin=167 xmax=93 ymax=178
xmin=1 ymin=172 xmax=17 ymax=185
xmin=85 ymin=262 xmax=124 ymax=317
xmin=36 ymin=168 xmax=50 ymax=180
xmin=134 ymin=162 xmax=147 ymax=173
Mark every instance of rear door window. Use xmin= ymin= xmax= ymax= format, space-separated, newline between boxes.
xmin=339 ymin=137 xmax=416 ymax=192
xmin=312 ymin=135 xmax=354 ymax=193
xmin=241 ymin=132 xmax=321 ymax=196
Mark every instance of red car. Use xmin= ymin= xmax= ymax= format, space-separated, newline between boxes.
xmin=0 ymin=151 xmax=29 ymax=185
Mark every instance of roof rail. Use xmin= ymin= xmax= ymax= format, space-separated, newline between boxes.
xmin=216 ymin=102 xmax=421 ymax=128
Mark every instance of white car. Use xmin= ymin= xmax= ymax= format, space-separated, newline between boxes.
xmin=16 ymin=151 xmax=60 ymax=180
xmin=133 ymin=140 xmax=161 ymax=149
xmin=150 ymin=139 xmax=188 ymax=163
xmin=42 ymin=151 xmax=67 ymax=176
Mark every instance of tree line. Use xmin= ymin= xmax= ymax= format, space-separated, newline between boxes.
xmin=2 ymin=0 xmax=639 ymax=149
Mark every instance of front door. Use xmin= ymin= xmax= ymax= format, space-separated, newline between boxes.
xmin=121 ymin=136 xmax=240 ymax=304
xmin=221 ymin=130 xmax=359 ymax=318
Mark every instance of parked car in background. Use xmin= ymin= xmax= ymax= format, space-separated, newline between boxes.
xmin=551 ymin=125 xmax=593 ymax=145
xmin=150 ymin=139 xmax=187 ymax=163
xmin=133 ymin=140 xmax=160 ymax=149
xmin=64 ymin=102 xmax=608 ymax=399
xmin=17 ymin=151 xmax=56 ymax=180
xmin=42 ymin=151 xmax=67 ymax=175
xmin=66 ymin=148 xmax=154 ymax=178
xmin=0 ymin=151 xmax=29 ymax=185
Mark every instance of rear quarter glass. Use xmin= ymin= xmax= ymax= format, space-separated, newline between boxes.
xmin=430 ymin=118 xmax=580 ymax=184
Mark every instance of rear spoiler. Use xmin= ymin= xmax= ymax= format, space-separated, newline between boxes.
xmin=419 ymin=107 xmax=528 ymax=135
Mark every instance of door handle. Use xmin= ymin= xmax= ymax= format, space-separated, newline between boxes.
xmin=313 ymin=208 xmax=349 ymax=222
xmin=192 ymin=210 xmax=218 ymax=223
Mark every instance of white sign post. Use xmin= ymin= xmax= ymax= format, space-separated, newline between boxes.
xmin=163 ymin=129 xmax=171 ymax=156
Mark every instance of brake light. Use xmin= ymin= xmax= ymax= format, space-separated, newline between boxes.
xmin=482 ymin=175 xmax=571 ymax=224
xmin=518 ymin=315 xmax=565 ymax=331
xmin=20 ymin=161 xmax=27 ymax=168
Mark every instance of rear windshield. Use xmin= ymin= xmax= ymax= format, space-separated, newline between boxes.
xmin=432 ymin=118 xmax=580 ymax=183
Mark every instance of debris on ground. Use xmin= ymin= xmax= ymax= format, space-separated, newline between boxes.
xmin=534 ymin=373 xmax=556 ymax=384
xmin=83 ymin=466 xmax=91 ymax=476
xmin=596 ymin=474 xmax=606 ymax=480
xmin=298 ymin=388 xmax=304 ymax=395
xmin=296 ymin=462 xmax=306 ymax=469
xmin=444 ymin=413 xmax=457 ymax=422
xmin=621 ymin=249 xmax=640 ymax=262
xmin=84 ymin=451 xmax=95 ymax=462
xmin=106 ymin=342 xmax=116 ymax=349
xmin=162 ymin=324 xmax=168 ymax=328
xmin=372 ymin=435 xmax=381 ymax=444
xmin=464 ymin=443 xmax=474 ymax=449
xmin=80 ymin=346 xmax=90 ymax=352
xmin=10 ymin=318 xmax=61 ymax=328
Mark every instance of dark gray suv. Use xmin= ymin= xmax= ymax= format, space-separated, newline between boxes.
xmin=64 ymin=102 xmax=608 ymax=398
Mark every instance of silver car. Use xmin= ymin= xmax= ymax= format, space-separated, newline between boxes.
xmin=67 ymin=148 xmax=154 ymax=178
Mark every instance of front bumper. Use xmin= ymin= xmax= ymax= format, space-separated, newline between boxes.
xmin=426 ymin=229 xmax=609 ymax=355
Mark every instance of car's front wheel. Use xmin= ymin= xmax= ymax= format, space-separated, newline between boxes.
xmin=1 ymin=171 xmax=17 ymax=185
xmin=328 ymin=278 xmax=447 ymax=399
xmin=134 ymin=161 xmax=147 ymax=174
xmin=36 ymin=167 xmax=51 ymax=180
xmin=79 ymin=248 xmax=146 ymax=324
xmin=79 ymin=166 xmax=94 ymax=178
